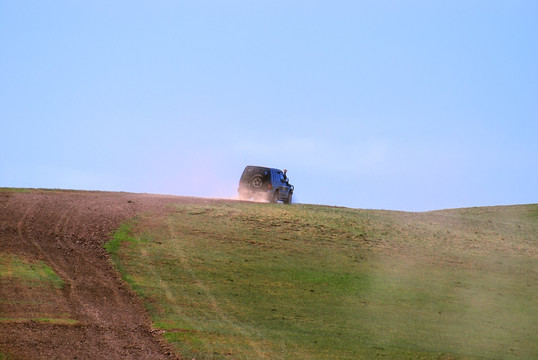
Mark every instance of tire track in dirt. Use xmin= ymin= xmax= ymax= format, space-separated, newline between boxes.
xmin=15 ymin=198 xmax=99 ymax=324
xmin=16 ymin=200 xmax=75 ymax=303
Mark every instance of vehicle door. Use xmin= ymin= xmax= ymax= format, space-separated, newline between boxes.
xmin=276 ymin=170 xmax=290 ymax=198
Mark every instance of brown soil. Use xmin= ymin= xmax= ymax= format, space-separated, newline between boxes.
xmin=0 ymin=189 xmax=222 ymax=360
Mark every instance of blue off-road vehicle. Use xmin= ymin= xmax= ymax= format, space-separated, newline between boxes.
xmin=238 ymin=166 xmax=294 ymax=204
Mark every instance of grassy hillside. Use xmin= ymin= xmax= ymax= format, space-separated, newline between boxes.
xmin=106 ymin=202 xmax=538 ymax=359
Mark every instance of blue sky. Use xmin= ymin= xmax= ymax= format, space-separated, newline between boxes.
xmin=1 ymin=1 xmax=537 ymax=211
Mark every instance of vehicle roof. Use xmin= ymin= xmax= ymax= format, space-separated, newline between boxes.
xmin=244 ymin=165 xmax=282 ymax=172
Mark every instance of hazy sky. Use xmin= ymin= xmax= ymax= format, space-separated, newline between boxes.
xmin=1 ymin=1 xmax=537 ymax=211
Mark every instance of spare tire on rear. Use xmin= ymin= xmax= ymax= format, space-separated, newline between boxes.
xmin=250 ymin=175 xmax=264 ymax=188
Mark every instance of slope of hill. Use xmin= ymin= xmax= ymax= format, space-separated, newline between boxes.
xmin=1 ymin=189 xmax=537 ymax=359
xmin=0 ymin=189 xmax=196 ymax=360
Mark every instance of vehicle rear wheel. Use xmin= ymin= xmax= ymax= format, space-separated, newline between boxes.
xmin=271 ymin=191 xmax=279 ymax=204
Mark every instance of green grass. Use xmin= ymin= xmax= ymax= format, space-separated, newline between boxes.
xmin=0 ymin=352 xmax=15 ymax=360
xmin=0 ymin=317 xmax=79 ymax=325
xmin=0 ymin=254 xmax=64 ymax=289
xmin=0 ymin=187 xmax=32 ymax=193
xmin=106 ymin=202 xmax=538 ymax=359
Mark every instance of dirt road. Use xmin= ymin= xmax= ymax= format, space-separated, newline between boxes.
xmin=0 ymin=189 xmax=217 ymax=359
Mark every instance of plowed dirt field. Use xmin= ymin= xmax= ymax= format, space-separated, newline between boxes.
xmin=0 ymin=189 xmax=217 ymax=360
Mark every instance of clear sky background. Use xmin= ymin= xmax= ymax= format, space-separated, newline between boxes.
xmin=1 ymin=1 xmax=537 ymax=211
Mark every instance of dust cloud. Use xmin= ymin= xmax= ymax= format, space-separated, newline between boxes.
xmin=158 ymin=159 xmax=296 ymax=204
